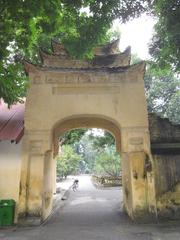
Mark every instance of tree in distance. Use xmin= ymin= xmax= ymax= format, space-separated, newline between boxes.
xmin=56 ymin=145 xmax=81 ymax=179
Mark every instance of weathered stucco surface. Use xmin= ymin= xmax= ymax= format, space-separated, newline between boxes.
xmin=18 ymin=40 xmax=157 ymax=223
xmin=149 ymin=113 xmax=180 ymax=220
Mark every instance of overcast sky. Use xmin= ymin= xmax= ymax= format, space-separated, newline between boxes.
xmin=114 ymin=14 xmax=156 ymax=60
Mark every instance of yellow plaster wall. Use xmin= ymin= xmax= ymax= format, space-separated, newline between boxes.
xmin=24 ymin=64 xmax=148 ymax=132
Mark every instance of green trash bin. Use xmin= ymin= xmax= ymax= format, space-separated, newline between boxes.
xmin=0 ymin=199 xmax=15 ymax=226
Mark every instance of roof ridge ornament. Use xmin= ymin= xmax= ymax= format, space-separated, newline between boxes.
xmin=128 ymin=61 xmax=146 ymax=74
xmin=38 ymin=40 xmax=130 ymax=68
xmin=51 ymin=39 xmax=69 ymax=57
xmin=51 ymin=39 xmax=120 ymax=57
xmin=123 ymin=46 xmax=131 ymax=55
xmin=92 ymin=46 xmax=131 ymax=67
xmin=93 ymin=38 xmax=120 ymax=56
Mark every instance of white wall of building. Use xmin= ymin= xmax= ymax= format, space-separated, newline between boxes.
xmin=0 ymin=140 xmax=22 ymax=223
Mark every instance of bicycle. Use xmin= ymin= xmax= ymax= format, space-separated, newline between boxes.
xmin=72 ymin=179 xmax=79 ymax=191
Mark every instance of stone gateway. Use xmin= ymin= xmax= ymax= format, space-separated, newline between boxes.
xmin=16 ymin=39 xmax=180 ymax=224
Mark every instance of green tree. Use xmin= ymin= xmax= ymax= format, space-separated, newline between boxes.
xmin=131 ymin=53 xmax=180 ymax=124
xmin=88 ymin=131 xmax=115 ymax=150
xmin=145 ymin=64 xmax=180 ymax=123
xmin=149 ymin=0 xmax=180 ymax=72
xmin=0 ymin=63 xmax=27 ymax=106
xmin=78 ymin=130 xmax=119 ymax=175
xmin=60 ymin=129 xmax=87 ymax=146
xmin=56 ymin=145 xmax=81 ymax=178
xmin=0 ymin=1 xmax=64 ymax=105
xmin=78 ymin=134 xmax=97 ymax=173
xmin=1 ymin=0 xmax=180 ymax=104
xmin=1 ymin=0 xmax=151 ymax=105
xmin=94 ymin=146 xmax=121 ymax=177
xmin=58 ymin=129 xmax=120 ymax=176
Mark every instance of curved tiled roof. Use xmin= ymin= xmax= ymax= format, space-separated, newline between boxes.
xmin=0 ymin=100 xmax=25 ymax=143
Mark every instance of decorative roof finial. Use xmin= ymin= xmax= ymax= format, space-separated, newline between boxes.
xmin=94 ymin=38 xmax=120 ymax=56
xmin=51 ymin=39 xmax=68 ymax=57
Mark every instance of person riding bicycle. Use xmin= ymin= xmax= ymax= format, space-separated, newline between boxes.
xmin=72 ymin=179 xmax=79 ymax=191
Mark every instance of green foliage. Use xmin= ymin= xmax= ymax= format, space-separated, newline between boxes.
xmin=131 ymin=53 xmax=142 ymax=64
xmin=93 ymin=146 xmax=121 ymax=177
xmin=1 ymin=0 xmax=151 ymax=105
xmin=77 ymin=130 xmax=120 ymax=177
xmin=78 ymin=134 xmax=97 ymax=173
xmin=58 ymin=128 xmax=120 ymax=176
xmin=106 ymin=27 xmax=121 ymax=41
xmin=145 ymin=63 xmax=180 ymax=123
xmin=130 ymin=54 xmax=180 ymax=124
xmin=0 ymin=62 xmax=27 ymax=105
xmin=1 ymin=0 xmax=179 ymax=105
xmin=149 ymin=0 xmax=180 ymax=72
xmin=60 ymin=129 xmax=87 ymax=146
xmin=88 ymin=131 xmax=115 ymax=150
xmin=56 ymin=145 xmax=81 ymax=178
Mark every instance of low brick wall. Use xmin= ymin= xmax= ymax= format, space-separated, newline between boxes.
xmin=92 ymin=175 xmax=122 ymax=187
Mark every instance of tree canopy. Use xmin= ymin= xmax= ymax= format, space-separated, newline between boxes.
xmin=93 ymin=145 xmax=121 ymax=177
xmin=88 ymin=131 xmax=115 ymax=150
xmin=60 ymin=129 xmax=87 ymax=145
xmin=1 ymin=0 xmax=179 ymax=105
xmin=130 ymin=53 xmax=180 ymax=124
xmin=0 ymin=0 xmax=151 ymax=59
xmin=145 ymin=64 xmax=180 ymax=123
xmin=58 ymin=128 xmax=121 ymax=177
xmin=1 ymin=0 xmax=152 ymax=105
xmin=149 ymin=0 xmax=180 ymax=72
xmin=56 ymin=145 xmax=81 ymax=178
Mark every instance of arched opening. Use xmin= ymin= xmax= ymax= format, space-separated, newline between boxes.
xmin=52 ymin=115 xmax=122 ymax=158
xmin=55 ymin=127 xmax=121 ymax=186
xmin=41 ymin=115 xmax=123 ymax=221
xmin=50 ymin=117 xmax=123 ymax=224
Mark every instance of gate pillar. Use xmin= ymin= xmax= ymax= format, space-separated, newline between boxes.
xmin=121 ymin=127 xmax=157 ymax=221
xmin=18 ymin=130 xmax=53 ymax=224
